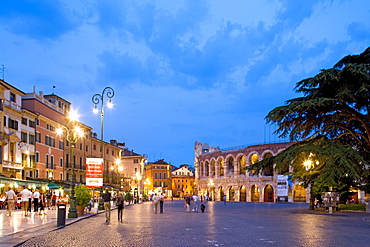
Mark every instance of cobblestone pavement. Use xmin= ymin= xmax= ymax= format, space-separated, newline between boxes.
xmin=14 ymin=201 xmax=370 ymax=247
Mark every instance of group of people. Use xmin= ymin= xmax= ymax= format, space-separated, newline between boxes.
xmin=3 ymin=187 xmax=59 ymax=216
xmin=152 ymin=193 xmax=165 ymax=214
xmin=184 ymin=194 xmax=208 ymax=213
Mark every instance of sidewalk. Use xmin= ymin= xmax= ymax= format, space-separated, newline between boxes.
xmin=0 ymin=205 xmax=101 ymax=247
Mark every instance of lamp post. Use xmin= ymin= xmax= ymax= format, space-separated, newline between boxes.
xmin=56 ymin=122 xmax=84 ymax=218
xmin=92 ymin=87 xmax=115 ymax=210
xmin=303 ymin=154 xmax=319 ymax=210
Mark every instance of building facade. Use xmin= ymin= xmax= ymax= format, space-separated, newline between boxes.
xmin=145 ymin=159 xmax=173 ymax=197
xmin=194 ymin=141 xmax=309 ymax=203
xmin=171 ymin=164 xmax=195 ymax=197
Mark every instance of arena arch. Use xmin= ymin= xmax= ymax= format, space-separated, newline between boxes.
xmin=228 ymin=186 xmax=235 ymax=201
xmin=250 ymin=185 xmax=260 ymax=202
xmin=218 ymin=158 xmax=224 ymax=177
xmin=262 ymin=152 xmax=274 ymax=176
xmin=205 ymin=161 xmax=210 ymax=177
xmin=210 ymin=159 xmax=216 ymax=177
xmin=263 ymin=184 xmax=274 ymax=202
xmin=293 ymin=184 xmax=306 ymax=202
xmin=218 ymin=186 xmax=224 ymax=201
xmin=248 ymin=153 xmax=260 ymax=176
xmin=226 ymin=156 xmax=234 ymax=176
xmin=237 ymin=155 xmax=246 ymax=175
xmin=239 ymin=185 xmax=246 ymax=202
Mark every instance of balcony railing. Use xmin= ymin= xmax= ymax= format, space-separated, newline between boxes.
xmin=65 ymin=163 xmax=86 ymax=170
xmin=46 ymin=163 xmax=55 ymax=169
xmin=3 ymin=160 xmax=22 ymax=169
xmin=4 ymin=99 xmax=21 ymax=112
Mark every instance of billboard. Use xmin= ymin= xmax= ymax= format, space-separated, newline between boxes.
xmin=277 ymin=175 xmax=289 ymax=197
xmin=86 ymin=158 xmax=103 ymax=187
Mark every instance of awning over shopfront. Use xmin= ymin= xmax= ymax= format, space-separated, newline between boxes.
xmin=0 ymin=175 xmax=48 ymax=189
xmin=25 ymin=178 xmax=69 ymax=190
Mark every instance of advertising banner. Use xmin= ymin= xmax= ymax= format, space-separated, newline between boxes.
xmin=277 ymin=175 xmax=289 ymax=197
xmin=86 ymin=158 xmax=103 ymax=187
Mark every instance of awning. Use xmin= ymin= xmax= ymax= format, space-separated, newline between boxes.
xmin=0 ymin=176 xmax=47 ymax=188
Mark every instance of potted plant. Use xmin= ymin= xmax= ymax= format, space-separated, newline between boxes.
xmin=75 ymin=185 xmax=91 ymax=216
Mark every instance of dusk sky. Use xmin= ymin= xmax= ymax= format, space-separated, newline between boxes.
xmin=1 ymin=0 xmax=369 ymax=167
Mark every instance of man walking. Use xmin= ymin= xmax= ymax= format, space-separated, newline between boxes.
xmin=5 ymin=187 xmax=16 ymax=216
xmin=192 ymin=194 xmax=199 ymax=213
xmin=152 ymin=193 xmax=159 ymax=214
xmin=33 ymin=189 xmax=40 ymax=212
xmin=20 ymin=187 xmax=32 ymax=216
xmin=159 ymin=193 xmax=165 ymax=214
xmin=103 ymin=189 xmax=111 ymax=223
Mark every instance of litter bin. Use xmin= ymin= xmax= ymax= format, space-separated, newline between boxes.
xmin=57 ymin=204 xmax=66 ymax=226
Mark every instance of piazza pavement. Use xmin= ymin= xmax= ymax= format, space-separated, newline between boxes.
xmin=1 ymin=200 xmax=370 ymax=247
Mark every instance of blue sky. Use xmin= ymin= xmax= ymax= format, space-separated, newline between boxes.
xmin=1 ymin=0 xmax=369 ymax=167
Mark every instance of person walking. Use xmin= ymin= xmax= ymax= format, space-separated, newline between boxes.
xmin=103 ymin=189 xmax=111 ymax=223
xmin=223 ymin=195 xmax=226 ymax=205
xmin=159 ymin=193 xmax=165 ymax=214
xmin=51 ymin=192 xmax=57 ymax=210
xmin=116 ymin=193 xmax=124 ymax=222
xmin=46 ymin=191 xmax=52 ymax=209
xmin=39 ymin=192 xmax=46 ymax=215
xmin=5 ymin=187 xmax=16 ymax=216
xmin=19 ymin=187 xmax=32 ymax=216
xmin=192 ymin=194 xmax=199 ymax=213
xmin=152 ymin=193 xmax=159 ymax=214
xmin=33 ymin=189 xmax=40 ymax=212
xmin=185 ymin=195 xmax=191 ymax=213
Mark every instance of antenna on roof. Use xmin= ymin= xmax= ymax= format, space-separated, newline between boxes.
xmin=1 ymin=64 xmax=7 ymax=80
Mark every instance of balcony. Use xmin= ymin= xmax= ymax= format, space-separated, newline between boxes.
xmin=4 ymin=99 xmax=21 ymax=112
xmin=2 ymin=160 xmax=22 ymax=169
xmin=46 ymin=163 xmax=55 ymax=170
xmin=65 ymin=163 xmax=86 ymax=171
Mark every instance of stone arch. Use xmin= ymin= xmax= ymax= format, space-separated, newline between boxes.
xmin=237 ymin=155 xmax=246 ymax=175
xmin=263 ymin=184 xmax=274 ymax=202
xmin=239 ymin=185 xmax=246 ymax=202
xmin=293 ymin=184 xmax=306 ymax=202
xmin=218 ymin=186 xmax=224 ymax=201
xmin=218 ymin=158 xmax=224 ymax=177
xmin=205 ymin=160 xmax=210 ymax=177
xmin=262 ymin=152 xmax=274 ymax=176
xmin=209 ymin=186 xmax=216 ymax=201
xmin=248 ymin=153 xmax=260 ymax=176
xmin=210 ymin=159 xmax=216 ymax=177
xmin=226 ymin=155 xmax=234 ymax=176
xmin=228 ymin=186 xmax=235 ymax=201
xmin=250 ymin=185 xmax=260 ymax=202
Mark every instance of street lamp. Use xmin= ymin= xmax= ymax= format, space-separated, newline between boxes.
xmin=56 ymin=118 xmax=84 ymax=218
xmin=303 ymin=153 xmax=319 ymax=210
xmin=92 ymin=87 xmax=115 ymax=210
xmin=132 ymin=172 xmax=142 ymax=203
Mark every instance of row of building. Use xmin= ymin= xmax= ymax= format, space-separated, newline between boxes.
xmin=0 ymin=79 xmax=196 ymax=199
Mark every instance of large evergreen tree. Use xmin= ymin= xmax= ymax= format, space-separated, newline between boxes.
xmin=249 ymin=47 xmax=370 ymax=209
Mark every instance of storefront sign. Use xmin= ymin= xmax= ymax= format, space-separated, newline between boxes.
xmin=86 ymin=158 xmax=103 ymax=187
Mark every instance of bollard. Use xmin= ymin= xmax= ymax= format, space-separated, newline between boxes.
xmin=57 ymin=204 xmax=67 ymax=226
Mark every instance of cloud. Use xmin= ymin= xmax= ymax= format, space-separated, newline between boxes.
xmin=1 ymin=0 xmax=79 ymax=40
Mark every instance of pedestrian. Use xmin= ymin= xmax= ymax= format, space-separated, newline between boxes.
xmin=33 ymin=189 xmax=40 ymax=212
xmin=152 ymin=193 xmax=159 ymax=214
xmin=46 ymin=191 xmax=52 ymax=209
xmin=5 ymin=187 xmax=16 ymax=216
xmin=87 ymin=198 xmax=93 ymax=213
xmin=185 ymin=195 xmax=191 ymax=213
xmin=159 ymin=193 xmax=165 ymax=214
xmin=116 ymin=193 xmax=124 ymax=222
xmin=192 ymin=194 xmax=199 ymax=212
xmin=204 ymin=195 xmax=208 ymax=204
xmin=223 ymin=195 xmax=226 ymax=205
xmin=19 ymin=187 xmax=32 ymax=216
xmin=39 ymin=192 xmax=46 ymax=215
xmin=51 ymin=192 xmax=57 ymax=210
xmin=103 ymin=189 xmax=111 ymax=223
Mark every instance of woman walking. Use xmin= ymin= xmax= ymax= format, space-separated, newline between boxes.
xmin=117 ymin=193 xmax=124 ymax=222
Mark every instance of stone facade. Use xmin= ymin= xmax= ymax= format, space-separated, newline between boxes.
xmin=194 ymin=141 xmax=309 ymax=203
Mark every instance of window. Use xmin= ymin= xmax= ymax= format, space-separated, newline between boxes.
xmin=154 ymin=173 xmax=158 ymax=179
xmin=8 ymin=118 xmax=18 ymax=130
xmin=36 ymin=119 xmax=39 ymax=125
xmin=35 ymin=170 xmax=39 ymax=178
xmin=22 ymin=117 xmax=28 ymax=125
xmin=36 ymin=152 xmax=39 ymax=162
xmin=60 ymin=158 xmax=63 ymax=167
xmin=93 ymin=144 xmax=96 ymax=151
xmin=29 ymin=120 xmax=36 ymax=128
xmin=60 ymin=172 xmax=63 ymax=180
xmin=177 ymin=185 xmax=180 ymax=189
xmin=163 ymin=181 xmax=167 ymax=187
xmin=86 ymin=145 xmax=88 ymax=152
xmin=29 ymin=134 xmax=35 ymax=145
xmin=46 ymin=154 xmax=49 ymax=167
xmin=159 ymin=173 xmax=162 ymax=179
xmin=134 ymin=167 xmax=138 ymax=173
xmin=35 ymin=132 xmax=41 ymax=143
xmin=112 ymin=150 xmax=114 ymax=156
xmin=50 ymin=156 xmax=54 ymax=169
xmin=10 ymin=92 xmax=16 ymax=102
xmin=106 ymin=148 xmax=109 ymax=154
xmin=3 ymin=116 xmax=6 ymax=126
xmin=134 ymin=159 xmax=139 ymax=163
xmin=59 ymin=141 xmax=64 ymax=150
xmin=163 ymin=173 xmax=166 ymax=179
xmin=66 ymin=154 xmax=69 ymax=167
xmin=21 ymin=132 xmax=28 ymax=143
